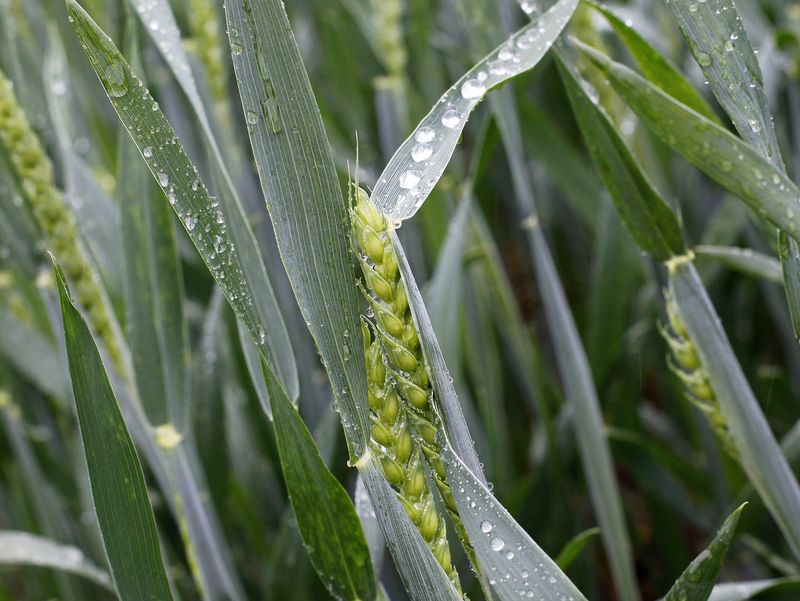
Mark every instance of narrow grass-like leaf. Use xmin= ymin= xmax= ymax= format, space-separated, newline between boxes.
xmin=223 ymin=0 xmax=369 ymax=451
xmin=663 ymin=0 xmax=779 ymax=163
xmin=555 ymin=528 xmax=600 ymax=570
xmin=0 ymin=531 xmax=112 ymax=590
xmin=709 ymin=579 xmax=800 ymax=601
xmin=669 ymin=261 xmax=800 ymax=560
xmin=371 ymin=0 xmax=578 ymax=221
xmin=558 ymin=55 xmax=685 ymax=260
xmin=663 ymin=0 xmax=800 ymax=346
xmin=54 ymin=260 xmax=174 ymax=601
xmin=118 ymin=95 xmax=187 ymax=429
xmin=576 ymin=42 xmax=800 ymax=238
xmin=664 ymin=503 xmax=746 ymax=601
xmin=261 ymin=361 xmax=375 ymax=601
xmin=441 ymin=441 xmax=587 ymax=601
xmin=695 ymin=246 xmax=783 ymax=284
xmin=585 ymin=1 xmax=718 ymax=122
xmin=66 ymin=0 xmax=295 ymax=399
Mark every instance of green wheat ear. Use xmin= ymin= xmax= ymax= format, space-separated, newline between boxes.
xmin=659 ymin=289 xmax=738 ymax=460
xmin=0 ymin=68 xmax=123 ymax=372
xmin=352 ymin=185 xmax=479 ymax=592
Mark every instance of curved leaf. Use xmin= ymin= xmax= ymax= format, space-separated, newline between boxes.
xmin=0 ymin=531 xmax=112 ymax=591
xmin=576 ymin=42 xmax=800 ymax=240
xmin=370 ymin=0 xmax=578 ymax=222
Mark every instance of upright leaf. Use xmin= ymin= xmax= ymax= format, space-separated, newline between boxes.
xmin=55 ymin=260 xmax=174 ymax=601
xmin=263 ymin=362 xmax=376 ymax=601
xmin=664 ymin=504 xmax=746 ymax=601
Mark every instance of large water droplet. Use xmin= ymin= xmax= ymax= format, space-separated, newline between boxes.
xmin=461 ymin=78 xmax=486 ymax=99
xmin=411 ymin=143 xmax=432 ymax=162
xmin=490 ymin=537 xmax=505 ymax=551
xmin=480 ymin=520 xmax=493 ymax=533
xmin=143 ymin=146 xmax=153 ymax=158
xmin=695 ymin=51 xmax=713 ymax=67
xmin=415 ymin=127 xmax=435 ymax=143
xmin=104 ymin=62 xmax=128 ymax=98
xmin=157 ymin=172 xmax=169 ymax=187
xmin=441 ymin=109 xmax=461 ymax=128
xmin=399 ymin=170 xmax=422 ymax=189
xmin=184 ymin=214 xmax=197 ymax=231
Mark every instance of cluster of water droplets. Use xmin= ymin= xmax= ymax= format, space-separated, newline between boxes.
xmin=440 ymin=445 xmax=582 ymax=601
xmin=371 ymin=0 xmax=576 ymax=221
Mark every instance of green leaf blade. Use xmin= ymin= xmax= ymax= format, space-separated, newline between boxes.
xmin=55 ymin=261 xmax=174 ymax=601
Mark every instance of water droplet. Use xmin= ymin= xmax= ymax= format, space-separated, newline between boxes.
xmin=399 ymin=170 xmax=422 ymax=189
xmin=724 ymin=40 xmax=734 ymax=52
xmin=411 ymin=143 xmax=432 ymax=162
xmin=246 ymin=111 xmax=259 ymax=124
xmin=103 ymin=62 xmax=128 ymax=98
xmin=184 ymin=214 xmax=197 ymax=231
xmin=213 ymin=236 xmax=225 ymax=253
xmin=520 ymin=0 xmax=536 ymax=14
xmin=688 ymin=3 xmax=698 ymax=12
xmin=695 ymin=51 xmax=713 ymax=67
xmin=480 ymin=520 xmax=493 ymax=533
xmin=441 ymin=109 xmax=460 ymax=128
xmin=157 ymin=172 xmax=169 ymax=187
xmin=415 ymin=127 xmax=435 ymax=143
xmin=143 ymin=146 xmax=153 ymax=158
xmin=461 ymin=78 xmax=486 ymax=99
xmin=490 ymin=537 xmax=505 ymax=551
xmin=748 ymin=118 xmax=761 ymax=133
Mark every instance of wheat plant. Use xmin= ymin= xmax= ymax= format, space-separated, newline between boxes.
xmin=1 ymin=0 xmax=800 ymax=600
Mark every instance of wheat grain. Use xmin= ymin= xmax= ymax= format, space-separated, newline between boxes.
xmin=353 ymin=186 xmax=481 ymax=589
xmin=660 ymin=289 xmax=737 ymax=459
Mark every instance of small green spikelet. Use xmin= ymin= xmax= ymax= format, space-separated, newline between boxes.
xmin=0 ymin=69 xmax=123 ymax=371
xmin=659 ymin=290 xmax=738 ymax=459
xmin=352 ymin=186 xmax=477 ymax=593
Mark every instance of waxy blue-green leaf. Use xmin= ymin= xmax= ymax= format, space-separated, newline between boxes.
xmin=558 ymin=55 xmax=685 ymax=260
xmin=441 ymin=441 xmax=587 ymax=601
xmin=695 ymin=246 xmax=783 ymax=284
xmin=664 ymin=504 xmax=746 ymax=601
xmin=54 ymin=260 xmax=174 ymax=601
xmin=262 ymin=361 xmax=376 ymax=601
xmin=709 ymin=579 xmax=800 ymax=601
xmin=223 ymin=0 xmax=369 ymax=452
xmin=0 ymin=531 xmax=112 ymax=591
xmin=669 ymin=261 xmax=800 ymax=560
xmin=664 ymin=0 xmax=800 ymax=347
xmin=371 ymin=0 xmax=579 ymax=222
xmin=221 ymin=1 xmax=468 ymax=597
xmin=66 ymin=0 xmax=295 ymax=401
xmin=575 ymin=42 xmax=800 ymax=239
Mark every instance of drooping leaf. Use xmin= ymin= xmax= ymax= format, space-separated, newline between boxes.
xmin=0 ymin=531 xmax=112 ymax=591
xmin=558 ymin=54 xmax=685 ymax=261
xmin=695 ymin=246 xmax=783 ymax=284
xmin=575 ymin=42 xmax=800 ymax=240
xmin=54 ymin=259 xmax=174 ymax=601
xmin=585 ymin=0 xmax=718 ymax=122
